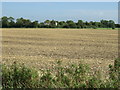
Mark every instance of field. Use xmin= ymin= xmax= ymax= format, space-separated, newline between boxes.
xmin=1 ymin=28 xmax=118 ymax=75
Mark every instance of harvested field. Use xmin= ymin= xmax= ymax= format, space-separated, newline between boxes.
xmin=1 ymin=28 xmax=118 ymax=75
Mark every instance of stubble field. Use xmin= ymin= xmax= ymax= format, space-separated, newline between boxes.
xmin=1 ymin=28 xmax=118 ymax=75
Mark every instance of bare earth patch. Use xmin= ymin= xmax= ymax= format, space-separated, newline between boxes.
xmin=1 ymin=28 xmax=118 ymax=77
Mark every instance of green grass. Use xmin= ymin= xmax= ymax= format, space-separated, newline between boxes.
xmin=96 ymin=28 xmax=119 ymax=30
xmin=2 ymin=58 xmax=120 ymax=88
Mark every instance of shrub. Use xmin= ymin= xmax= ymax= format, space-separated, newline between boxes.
xmin=2 ymin=62 xmax=39 ymax=88
xmin=108 ymin=58 xmax=120 ymax=88
xmin=112 ymin=27 xmax=115 ymax=29
xmin=2 ymin=59 xmax=120 ymax=88
xmin=92 ymin=26 xmax=97 ymax=29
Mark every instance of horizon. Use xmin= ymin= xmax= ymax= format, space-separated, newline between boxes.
xmin=1 ymin=16 xmax=118 ymax=24
xmin=2 ymin=2 xmax=118 ymax=23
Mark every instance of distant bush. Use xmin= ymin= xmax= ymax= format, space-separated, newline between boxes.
xmin=92 ymin=26 xmax=97 ymax=29
xmin=2 ymin=59 xmax=120 ymax=88
xmin=112 ymin=27 xmax=115 ymax=29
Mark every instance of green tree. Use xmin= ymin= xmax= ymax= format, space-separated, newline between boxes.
xmin=2 ymin=16 xmax=9 ymax=28
xmin=44 ymin=20 xmax=51 ymax=28
xmin=100 ymin=20 xmax=109 ymax=28
xmin=50 ymin=20 xmax=57 ymax=28
xmin=44 ymin=20 xmax=50 ymax=25
xmin=108 ymin=20 xmax=115 ymax=29
xmin=31 ymin=21 xmax=39 ymax=28
xmin=16 ymin=18 xmax=24 ymax=28
xmin=77 ymin=20 xmax=84 ymax=28
xmin=57 ymin=21 xmax=66 ymax=28
xmin=1 ymin=16 xmax=117 ymax=29
xmin=16 ymin=18 xmax=32 ymax=28
xmin=66 ymin=20 xmax=77 ymax=28
xmin=8 ymin=17 xmax=15 ymax=28
xmin=39 ymin=22 xmax=45 ymax=28
xmin=0 ymin=18 xmax=2 ymax=28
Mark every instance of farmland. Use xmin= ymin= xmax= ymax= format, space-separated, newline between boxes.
xmin=1 ymin=28 xmax=118 ymax=74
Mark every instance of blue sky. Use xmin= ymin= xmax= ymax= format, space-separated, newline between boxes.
xmin=2 ymin=2 xmax=118 ymax=23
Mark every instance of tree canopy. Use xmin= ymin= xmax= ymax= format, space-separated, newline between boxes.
xmin=0 ymin=16 xmax=119 ymax=29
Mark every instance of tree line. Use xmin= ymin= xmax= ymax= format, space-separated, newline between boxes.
xmin=1 ymin=16 xmax=120 ymax=29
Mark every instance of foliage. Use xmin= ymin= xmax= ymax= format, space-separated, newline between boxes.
xmin=2 ymin=59 xmax=120 ymax=88
xmin=108 ymin=58 xmax=120 ymax=88
xmin=1 ymin=16 xmax=119 ymax=29
xmin=2 ymin=62 xmax=39 ymax=88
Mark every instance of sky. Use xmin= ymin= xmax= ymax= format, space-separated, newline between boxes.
xmin=1 ymin=0 xmax=120 ymax=2
xmin=2 ymin=2 xmax=118 ymax=23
